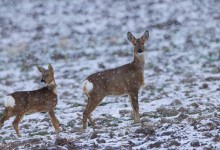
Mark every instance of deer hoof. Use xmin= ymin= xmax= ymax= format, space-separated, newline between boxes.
xmin=134 ymin=118 xmax=141 ymax=123
xmin=56 ymin=127 xmax=61 ymax=133
xmin=17 ymin=133 xmax=21 ymax=138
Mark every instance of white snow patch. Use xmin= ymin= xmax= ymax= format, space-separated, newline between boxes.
xmin=4 ymin=96 xmax=15 ymax=108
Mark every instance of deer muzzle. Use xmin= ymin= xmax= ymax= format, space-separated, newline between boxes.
xmin=138 ymin=49 xmax=143 ymax=53
xmin=41 ymin=79 xmax=45 ymax=83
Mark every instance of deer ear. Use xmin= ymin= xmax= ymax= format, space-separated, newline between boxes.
xmin=48 ymin=64 xmax=54 ymax=74
xmin=141 ymin=30 xmax=149 ymax=42
xmin=37 ymin=66 xmax=45 ymax=73
xmin=127 ymin=32 xmax=136 ymax=44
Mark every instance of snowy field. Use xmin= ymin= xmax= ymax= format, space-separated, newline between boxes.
xmin=0 ymin=0 xmax=220 ymax=149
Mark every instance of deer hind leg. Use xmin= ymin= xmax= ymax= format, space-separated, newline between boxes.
xmin=48 ymin=109 xmax=60 ymax=133
xmin=129 ymin=93 xmax=140 ymax=123
xmin=12 ymin=114 xmax=24 ymax=137
xmin=83 ymin=96 xmax=102 ymax=129
xmin=88 ymin=115 xmax=95 ymax=126
xmin=0 ymin=108 xmax=14 ymax=129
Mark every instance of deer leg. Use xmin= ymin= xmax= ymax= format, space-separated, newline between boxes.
xmin=48 ymin=109 xmax=60 ymax=132
xmin=83 ymin=99 xmax=92 ymax=129
xmin=83 ymin=97 xmax=102 ymax=129
xmin=0 ymin=108 xmax=14 ymax=129
xmin=12 ymin=114 xmax=24 ymax=137
xmin=88 ymin=115 xmax=95 ymax=126
xmin=129 ymin=93 xmax=140 ymax=123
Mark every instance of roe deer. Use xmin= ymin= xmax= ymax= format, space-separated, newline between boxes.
xmin=0 ymin=64 xmax=60 ymax=137
xmin=82 ymin=30 xmax=149 ymax=129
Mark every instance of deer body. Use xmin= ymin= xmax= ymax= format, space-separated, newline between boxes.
xmin=84 ymin=62 xmax=144 ymax=96
xmin=7 ymin=87 xmax=57 ymax=114
xmin=82 ymin=30 xmax=149 ymax=129
xmin=0 ymin=64 xmax=60 ymax=137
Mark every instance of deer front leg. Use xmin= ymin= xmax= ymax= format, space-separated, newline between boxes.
xmin=12 ymin=114 xmax=24 ymax=137
xmin=129 ymin=93 xmax=140 ymax=123
xmin=48 ymin=109 xmax=61 ymax=133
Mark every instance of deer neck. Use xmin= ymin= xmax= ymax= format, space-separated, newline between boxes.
xmin=132 ymin=52 xmax=145 ymax=71
xmin=47 ymin=80 xmax=57 ymax=95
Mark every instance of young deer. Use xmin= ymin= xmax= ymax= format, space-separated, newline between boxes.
xmin=0 ymin=64 xmax=60 ymax=137
xmin=82 ymin=30 xmax=149 ymax=129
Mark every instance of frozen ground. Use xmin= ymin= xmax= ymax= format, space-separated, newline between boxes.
xmin=0 ymin=0 xmax=220 ymax=149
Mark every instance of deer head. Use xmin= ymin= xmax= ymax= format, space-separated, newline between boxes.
xmin=0 ymin=64 xmax=60 ymax=137
xmin=37 ymin=64 xmax=55 ymax=86
xmin=127 ymin=30 xmax=149 ymax=62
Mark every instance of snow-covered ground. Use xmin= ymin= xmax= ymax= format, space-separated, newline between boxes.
xmin=0 ymin=0 xmax=220 ymax=149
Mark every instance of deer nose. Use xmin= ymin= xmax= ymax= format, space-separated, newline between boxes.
xmin=41 ymin=79 xmax=45 ymax=83
xmin=138 ymin=49 xmax=143 ymax=53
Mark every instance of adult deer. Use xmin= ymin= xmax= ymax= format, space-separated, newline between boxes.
xmin=0 ymin=64 xmax=60 ymax=137
xmin=82 ymin=30 xmax=149 ymax=129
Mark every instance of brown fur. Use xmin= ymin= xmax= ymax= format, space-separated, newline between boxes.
xmin=82 ymin=30 xmax=149 ymax=129
xmin=0 ymin=64 xmax=60 ymax=137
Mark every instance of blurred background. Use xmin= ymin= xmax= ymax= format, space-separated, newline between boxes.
xmin=0 ymin=0 xmax=219 ymax=92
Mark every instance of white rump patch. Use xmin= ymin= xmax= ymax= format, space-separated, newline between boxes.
xmin=82 ymin=80 xmax=93 ymax=93
xmin=4 ymin=96 xmax=15 ymax=108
